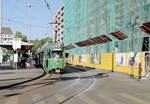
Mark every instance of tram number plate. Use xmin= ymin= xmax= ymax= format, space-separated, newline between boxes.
xmin=56 ymin=69 xmax=60 ymax=73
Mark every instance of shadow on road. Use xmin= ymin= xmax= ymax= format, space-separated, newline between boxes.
xmin=1 ymin=71 xmax=108 ymax=99
xmin=0 ymin=78 xmax=25 ymax=82
xmin=50 ymin=72 xmax=108 ymax=81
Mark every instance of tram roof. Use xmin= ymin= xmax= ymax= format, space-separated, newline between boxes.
xmin=37 ymin=43 xmax=63 ymax=53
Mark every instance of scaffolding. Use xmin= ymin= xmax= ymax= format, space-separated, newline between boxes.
xmin=64 ymin=0 xmax=150 ymax=55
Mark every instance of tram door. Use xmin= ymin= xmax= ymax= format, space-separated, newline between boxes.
xmin=144 ymin=53 xmax=150 ymax=78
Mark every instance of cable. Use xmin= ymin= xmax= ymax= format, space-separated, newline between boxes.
xmin=44 ymin=0 xmax=51 ymax=10
xmin=2 ymin=17 xmax=49 ymax=29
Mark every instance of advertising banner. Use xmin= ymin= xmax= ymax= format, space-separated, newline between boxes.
xmin=116 ymin=53 xmax=126 ymax=66
xmin=95 ymin=54 xmax=101 ymax=64
xmin=79 ymin=55 xmax=87 ymax=63
xmin=69 ymin=54 xmax=71 ymax=62
xmin=72 ymin=55 xmax=74 ymax=62
xmin=127 ymin=52 xmax=139 ymax=68
xmin=79 ymin=55 xmax=82 ymax=62
xmin=90 ymin=54 xmax=95 ymax=64
xmin=81 ymin=55 xmax=87 ymax=63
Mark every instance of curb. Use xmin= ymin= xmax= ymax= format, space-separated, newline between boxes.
xmin=0 ymin=68 xmax=46 ymax=90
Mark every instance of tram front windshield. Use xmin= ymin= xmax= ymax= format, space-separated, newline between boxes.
xmin=51 ymin=51 xmax=62 ymax=59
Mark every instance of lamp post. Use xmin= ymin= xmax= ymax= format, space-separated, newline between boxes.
xmin=28 ymin=4 xmax=32 ymax=43
xmin=111 ymin=0 xmax=116 ymax=72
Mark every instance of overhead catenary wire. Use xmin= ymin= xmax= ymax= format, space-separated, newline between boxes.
xmin=3 ymin=0 xmax=63 ymax=39
xmin=44 ymin=0 xmax=51 ymax=10
xmin=2 ymin=17 xmax=49 ymax=29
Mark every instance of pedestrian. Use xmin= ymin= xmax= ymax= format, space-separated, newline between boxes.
xmin=138 ymin=63 xmax=142 ymax=81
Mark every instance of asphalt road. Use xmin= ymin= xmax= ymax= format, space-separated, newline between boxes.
xmin=0 ymin=66 xmax=150 ymax=104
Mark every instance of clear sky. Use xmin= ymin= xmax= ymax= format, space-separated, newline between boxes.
xmin=3 ymin=0 xmax=63 ymax=40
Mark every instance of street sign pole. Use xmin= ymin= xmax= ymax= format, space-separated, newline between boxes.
xmin=16 ymin=50 xmax=17 ymax=70
xmin=13 ymin=38 xmax=21 ymax=70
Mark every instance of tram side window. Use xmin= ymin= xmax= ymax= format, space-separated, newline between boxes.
xmin=51 ymin=51 xmax=62 ymax=58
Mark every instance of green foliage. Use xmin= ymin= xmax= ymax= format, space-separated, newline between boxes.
xmin=14 ymin=31 xmax=27 ymax=42
xmin=31 ymin=37 xmax=52 ymax=54
xmin=4 ymin=50 xmax=14 ymax=55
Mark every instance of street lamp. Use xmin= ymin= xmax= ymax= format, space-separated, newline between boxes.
xmin=27 ymin=4 xmax=32 ymax=43
xmin=111 ymin=0 xmax=116 ymax=72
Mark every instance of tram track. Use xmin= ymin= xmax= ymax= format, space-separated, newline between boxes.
xmin=32 ymin=66 xmax=96 ymax=104
xmin=0 ymin=66 xmax=96 ymax=104
xmin=0 ymin=68 xmax=46 ymax=90
xmin=0 ymin=68 xmax=49 ymax=101
xmin=0 ymin=67 xmax=81 ymax=102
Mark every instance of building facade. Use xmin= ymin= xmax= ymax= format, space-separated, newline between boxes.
xmin=64 ymin=0 xmax=150 ymax=54
xmin=53 ymin=5 xmax=64 ymax=47
xmin=63 ymin=0 xmax=150 ymax=76
xmin=1 ymin=27 xmax=13 ymax=43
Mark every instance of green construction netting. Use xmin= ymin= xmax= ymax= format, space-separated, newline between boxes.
xmin=64 ymin=0 xmax=150 ymax=55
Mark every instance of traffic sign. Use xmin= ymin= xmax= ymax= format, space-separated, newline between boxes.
xmin=13 ymin=38 xmax=21 ymax=50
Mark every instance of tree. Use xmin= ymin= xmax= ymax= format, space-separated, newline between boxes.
xmin=14 ymin=31 xmax=27 ymax=42
xmin=5 ymin=50 xmax=14 ymax=55
xmin=31 ymin=37 xmax=52 ymax=54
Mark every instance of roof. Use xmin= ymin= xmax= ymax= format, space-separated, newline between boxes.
xmin=1 ymin=27 xmax=13 ymax=35
xmin=75 ymin=35 xmax=112 ymax=47
xmin=139 ymin=22 xmax=150 ymax=34
xmin=0 ymin=42 xmax=33 ymax=50
xmin=28 ymin=40 xmax=35 ymax=43
xmin=110 ymin=31 xmax=128 ymax=40
xmin=64 ymin=44 xmax=75 ymax=50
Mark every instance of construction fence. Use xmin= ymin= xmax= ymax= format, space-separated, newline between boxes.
xmin=68 ymin=52 xmax=150 ymax=77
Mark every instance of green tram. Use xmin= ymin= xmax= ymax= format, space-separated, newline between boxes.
xmin=37 ymin=43 xmax=66 ymax=74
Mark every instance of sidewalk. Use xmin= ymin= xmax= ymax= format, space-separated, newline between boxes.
xmin=0 ymin=63 xmax=44 ymax=89
xmin=67 ymin=64 xmax=150 ymax=83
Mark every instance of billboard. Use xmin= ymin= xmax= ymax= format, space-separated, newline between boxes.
xmin=79 ymin=55 xmax=87 ymax=63
xmin=95 ymin=54 xmax=101 ymax=64
xmin=69 ymin=54 xmax=74 ymax=62
xmin=71 ymin=55 xmax=74 ymax=62
xmin=116 ymin=53 xmax=126 ymax=67
xmin=90 ymin=54 xmax=95 ymax=64
xmin=127 ymin=52 xmax=139 ymax=68
xmin=79 ymin=55 xmax=82 ymax=62
xmin=81 ymin=55 xmax=87 ymax=63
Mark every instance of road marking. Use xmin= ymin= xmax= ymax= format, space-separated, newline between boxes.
xmin=55 ymin=94 xmax=72 ymax=104
xmin=120 ymin=93 xmax=150 ymax=104
xmin=6 ymin=97 xmax=18 ymax=104
xmin=32 ymin=94 xmax=45 ymax=104
xmin=79 ymin=95 xmax=99 ymax=104
xmin=98 ymin=94 xmax=124 ymax=104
